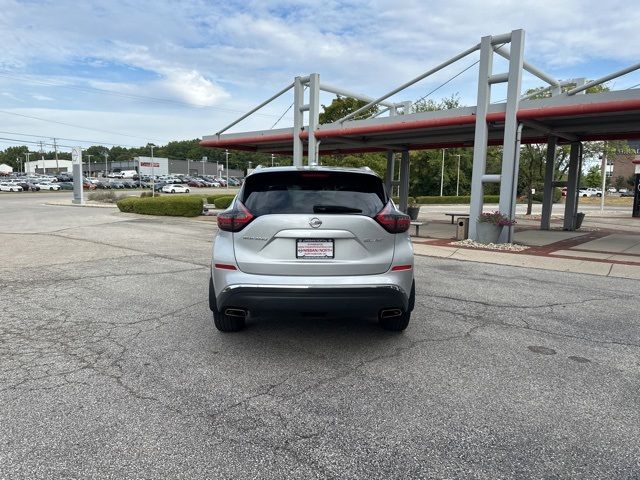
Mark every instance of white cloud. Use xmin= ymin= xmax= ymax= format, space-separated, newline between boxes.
xmin=1 ymin=0 xmax=640 ymax=150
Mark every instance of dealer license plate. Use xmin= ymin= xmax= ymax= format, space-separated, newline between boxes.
xmin=296 ymin=239 xmax=334 ymax=259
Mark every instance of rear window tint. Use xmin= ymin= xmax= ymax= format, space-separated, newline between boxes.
xmin=242 ymin=171 xmax=386 ymax=217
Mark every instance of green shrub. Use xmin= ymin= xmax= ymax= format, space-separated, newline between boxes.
xmin=391 ymin=196 xmax=415 ymax=205
xmin=532 ymin=188 xmax=562 ymax=203
xmin=411 ymin=195 xmax=500 ymax=204
xmin=206 ymin=194 xmax=235 ymax=204
xmin=214 ymin=195 xmax=235 ymax=209
xmin=88 ymin=191 xmax=125 ymax=203
xmin=116 ymin=196 xmax=203 ymax=217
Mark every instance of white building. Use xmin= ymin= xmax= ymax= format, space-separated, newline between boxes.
xmin=25 ymin=159 xmax=73 ymax=174
xmin=0 ymin=163 xmax=13 ymax=174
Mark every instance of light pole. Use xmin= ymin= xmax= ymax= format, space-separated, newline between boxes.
xmin=102 ymin=151 xmax=109 ymax=177
xmin=271 ymin=153 xmax=275 ymax=167
xmin=440 ymin=149 xmax=445 ymax=197
xmin=202 ymin=156 xmax=207 ymax=176
xmin=148 ymin=143 xmax=156 ymax=197
xmin=24 ymin=152 xmax=32 ymax=174
xmin=455 ymin=154 xmax=461 ymax=196
xmin=225 ymin=149 xmax=229 ymax=189
xmin=85 ymin=154 xmax=93 ymax=177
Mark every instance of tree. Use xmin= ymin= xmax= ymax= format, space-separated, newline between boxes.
xmin=614 ymin=175 xmax=626 ymax=190
xmin=319 ymin=96 xmax=378 ymax=124
xmin=584 ymin=165 xmax=602 ymax=187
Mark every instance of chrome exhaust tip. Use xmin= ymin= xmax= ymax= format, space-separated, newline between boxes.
xmin=225 ymin=308 xmax=248 ymax=317
xmin=380 ymin=308 xmax=402 ymax=319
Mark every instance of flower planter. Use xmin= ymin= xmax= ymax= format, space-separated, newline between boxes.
xmin=476 ymin=222 xmax=503 ymax=244
xmin=407 ymin=206 xmax=420 ymax=220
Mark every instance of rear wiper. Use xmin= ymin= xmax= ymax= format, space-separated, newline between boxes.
xmin=313 ymin=204 xmax=362 ymax=213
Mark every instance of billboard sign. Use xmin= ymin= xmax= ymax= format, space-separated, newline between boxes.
xmin=136 ymin=156 xmax=168 ymax=176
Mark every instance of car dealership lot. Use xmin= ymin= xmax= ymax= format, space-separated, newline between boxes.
xmin=1 ymin=195 xmax=639 ymax=479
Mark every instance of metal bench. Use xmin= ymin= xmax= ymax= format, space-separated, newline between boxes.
xmin=444 ymin=213 xmax=469 ymax=224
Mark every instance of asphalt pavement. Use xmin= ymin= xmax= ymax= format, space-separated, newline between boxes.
xmin=1 ymin=195 xmax=639 ymax=479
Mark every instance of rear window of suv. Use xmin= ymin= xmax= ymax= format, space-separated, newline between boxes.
xmin=242 ymin=171 xmax=387 ymax=217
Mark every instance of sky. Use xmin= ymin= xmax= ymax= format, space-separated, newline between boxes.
xmin=1 ymin=0 xmax=640 ymax=153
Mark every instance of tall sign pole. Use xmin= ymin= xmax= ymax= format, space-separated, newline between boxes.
xmin=71 ymin=147 xmax=84 ymax=205
xmin=633 ymin=159 xmax=640 ymax=218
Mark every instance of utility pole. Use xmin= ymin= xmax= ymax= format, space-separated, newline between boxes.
xmin=271 ymin=153 xmax=275 ymax=167
xmin=440 ymin=148 xmax=445 ymax=197
xmin=85 ymin=154 xmax=93 ymax=177
xmin=53 ymin=138 xmax=60 ymax=173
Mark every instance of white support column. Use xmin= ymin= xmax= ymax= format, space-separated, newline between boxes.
xmin=307 ymin=73 xmax=320 ymax=166
xmin=468 ymin=35 xmax=494 ymax=240
xmin=498 ymin=29 xmax=525 ymax=243
xmin=399 ymin=149 xmax=410 ymax=213
xmin=292 ymin=76 xmax=305 ymax=166
xmin=540 ymin=136 xmax=558 ymax=230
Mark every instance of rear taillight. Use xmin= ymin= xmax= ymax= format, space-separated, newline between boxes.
xmin=217 ymin=201 xmax=254 ymax=232
xmin=375 ymin=201 xmax=411 ymax=233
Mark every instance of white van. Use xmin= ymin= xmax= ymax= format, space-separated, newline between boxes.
xmin=111 ymin=170 xmax=138 ymax=178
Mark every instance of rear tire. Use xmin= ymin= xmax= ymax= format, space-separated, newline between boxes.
xmin=213 ymin=310 xmax=245 ymax=332
xmin=185 ymin=188 xmax=190 ymax=193
xmin=209 ymin=276 xmax=245 ymax=332
xmin=379 ymin=311 xmax=411 ymax=331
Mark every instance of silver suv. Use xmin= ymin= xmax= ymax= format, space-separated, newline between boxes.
xmin=209 ymin=166 xmax=415 ymax=332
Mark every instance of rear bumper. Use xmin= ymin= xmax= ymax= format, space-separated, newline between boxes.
xmin=217 ymin=284 xmax=409 ymax=315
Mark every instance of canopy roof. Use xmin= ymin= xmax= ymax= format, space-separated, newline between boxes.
xmin=201 ymin=89 xmax=640 ymax=155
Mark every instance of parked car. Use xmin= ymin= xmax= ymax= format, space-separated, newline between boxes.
xmin=618 ymin=188 xmax=629 ymax=194
xmin=578 ymin=188 xmax=601 ymax=197
xmin=188 ymin=180 xmax=205 ymax=187
xmin=620 ymin=189 xmax=635 ymax=197
xmin=0 ymin=183 xmax=23 ymax=192
xmin=209 ymin=166 xmax=414 ymax=332
xmin=57 ymin=182 xmax=74 ymax=190
xmin=110 ymin=181 xmax=125 ymax=189
xmin=83 ymin=180 xmax=97 ymax=190
xmin=607 ymin=187 xmax=617 ymax=193
xmin=121 ymin=180 xmax=136 ymax=188
xmin=162 ymin=184 xmax=191 ymax=194
xmin=35 ymin=182 xmax=60 ymax=191
xmin=95 ymin=181 xmax=111 ymax=189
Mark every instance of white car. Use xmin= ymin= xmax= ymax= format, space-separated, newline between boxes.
xmin=0 ymin=183 xmax=23 ymax=192
xmin=162 ymin=184 xmax=190 ymax=194
xmin=607 ymin=187 xmax=617 ymax=193
xmin=35 ymin=182 xmax=60 ymax=191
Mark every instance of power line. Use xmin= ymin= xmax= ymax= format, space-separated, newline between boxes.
xmin=0 ymin=109 xmax=159 ymax=142
xmin=0 ymin=71 xmax=283 ymax=118
xmin=270 ymin=86 xmax=305 ymax=129
xmin=413 ymin=59 xmax=479 ymax=106
xmin=0 ymin=130 xmax=142 ymax=148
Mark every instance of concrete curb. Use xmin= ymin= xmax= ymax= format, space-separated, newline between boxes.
xmin=412 ymin=243 xmax=640 ymax=280
xmin=45 ymin=201 xmax=118 ymax=208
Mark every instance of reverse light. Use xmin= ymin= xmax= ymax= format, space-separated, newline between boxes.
xmin=217 ymin=201 xmax=254 ymax=232
xmin=375 ymin=201 xmax=411 ymax=233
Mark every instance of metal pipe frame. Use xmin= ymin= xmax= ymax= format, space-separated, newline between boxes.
xmin=319 ymin=83 xmax=396 ymax=108
xmin=337 ymin=42 xmax=482 ymax=124
xmin=494 ymin=46 xmax=560 ymax=88
xmin=215 ymin=81 xmax=294 ymax=136
xmin=567 ymin=63 xmax=640 ymax=95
